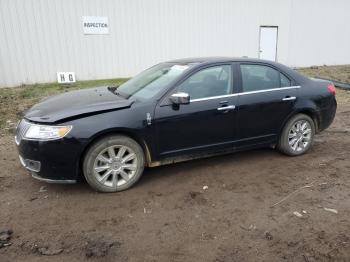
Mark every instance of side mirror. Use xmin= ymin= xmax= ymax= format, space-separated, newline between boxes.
xmin=169 ymin=92 xmax=190 ymax=105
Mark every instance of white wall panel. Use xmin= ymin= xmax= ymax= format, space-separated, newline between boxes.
xmin=0 ymin=0 xmax=349 ymax=87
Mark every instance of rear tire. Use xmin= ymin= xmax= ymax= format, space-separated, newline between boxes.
xmin=83 ymin=135 xmax=145 ymax=192
xmin=278 ymin=114 xmax=315 ymax=156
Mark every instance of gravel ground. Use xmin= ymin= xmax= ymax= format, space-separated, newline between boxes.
xmin=0 ymin=69 xmax=350 ymax=261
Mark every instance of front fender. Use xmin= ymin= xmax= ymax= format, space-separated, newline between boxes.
xmin=60 ymin=103 xmax=156 ymax=173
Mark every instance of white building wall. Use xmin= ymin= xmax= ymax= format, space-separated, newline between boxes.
xmin=0 ymin=0 xmax=349 ymax=87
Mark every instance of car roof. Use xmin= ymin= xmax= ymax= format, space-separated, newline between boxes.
xmin=167 ymin=57 xmax=275 ymax=64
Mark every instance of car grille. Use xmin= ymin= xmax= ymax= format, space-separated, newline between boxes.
xmin=15 ymin=120 xmax=31 ymax=144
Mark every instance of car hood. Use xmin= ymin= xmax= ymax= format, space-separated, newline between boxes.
xmin=24 ymin=86 xmax=134 ymax=123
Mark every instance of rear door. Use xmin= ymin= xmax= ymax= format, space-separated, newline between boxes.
xmin=236 ymin=63 xmax=299 ymax=147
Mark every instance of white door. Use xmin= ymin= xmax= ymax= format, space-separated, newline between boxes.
xmin=259 ymin=26 xmax=278 ymax=61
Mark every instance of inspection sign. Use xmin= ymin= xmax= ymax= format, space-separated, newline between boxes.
xmin=82 ymin=16 xmax=109 ymax=34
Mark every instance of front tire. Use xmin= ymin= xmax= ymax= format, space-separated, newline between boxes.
xmin=278 ymin=114 xmax=315 ymax=156
xmin=83 ymin=135 xmax=145 ymax=192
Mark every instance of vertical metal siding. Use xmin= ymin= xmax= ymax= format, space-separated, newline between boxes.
xmin=0 ymin=0 xmax=349 ymax=87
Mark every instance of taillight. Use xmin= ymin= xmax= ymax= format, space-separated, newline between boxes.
xmin=327 ymin=84 xmax=336 ymax=95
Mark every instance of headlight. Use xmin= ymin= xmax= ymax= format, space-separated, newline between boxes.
xmin=24 ymin=123 xmax=72 ymax=140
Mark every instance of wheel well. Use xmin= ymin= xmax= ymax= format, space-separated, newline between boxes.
xmin=78 ymin=131 xmax=152 ymax=176
xmin=279 ymin=109 xmax=319 ymax=139
xmin=297 ymin=110 xmax=319 ymax=132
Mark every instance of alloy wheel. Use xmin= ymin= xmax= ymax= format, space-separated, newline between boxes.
xmin=93 ymin=145 xmax=138 ymax=188
xmin=288 ymin=120 xmax=312 ymax=152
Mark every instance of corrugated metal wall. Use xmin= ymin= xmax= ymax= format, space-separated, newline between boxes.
xmin=0 ymin=0 xmax=349 ymax=87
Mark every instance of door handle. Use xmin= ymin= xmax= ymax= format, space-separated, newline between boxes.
xmin=282 ymin=96 xmax=296 ymax=101
xmin=217 ymin=105 xmax=236 ymax=111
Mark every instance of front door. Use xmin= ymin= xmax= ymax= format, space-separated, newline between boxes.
xmin=154 ymin=64 xmax=238 ymax=158
xmin=259 ymin=26 xmax=278 ymax=61
xmin=236 ymin=63 xmax=298 ymax=147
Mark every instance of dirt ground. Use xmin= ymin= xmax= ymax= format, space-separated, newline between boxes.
xmin=1 ymin=70 xmax=350 ymax=261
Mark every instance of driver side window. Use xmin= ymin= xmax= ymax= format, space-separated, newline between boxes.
xmin=176 ymin=65 xmax=233 ymax=100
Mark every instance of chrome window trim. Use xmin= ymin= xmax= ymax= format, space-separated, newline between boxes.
xmin=190 ymin=85 xmax=300 ymax=102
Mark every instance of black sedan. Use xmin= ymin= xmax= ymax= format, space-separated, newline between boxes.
xmin=15 ymin=58 xmax=337 ymax=192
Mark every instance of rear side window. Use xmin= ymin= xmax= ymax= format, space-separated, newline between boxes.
xmin=240 ymin=64 xmax=291 ymax=92
xmin=280 ymin=73 xmax=291 ymax=87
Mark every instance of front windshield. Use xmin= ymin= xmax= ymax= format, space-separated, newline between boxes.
xmin=117 ymin=63 xmax=192 ymax=100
